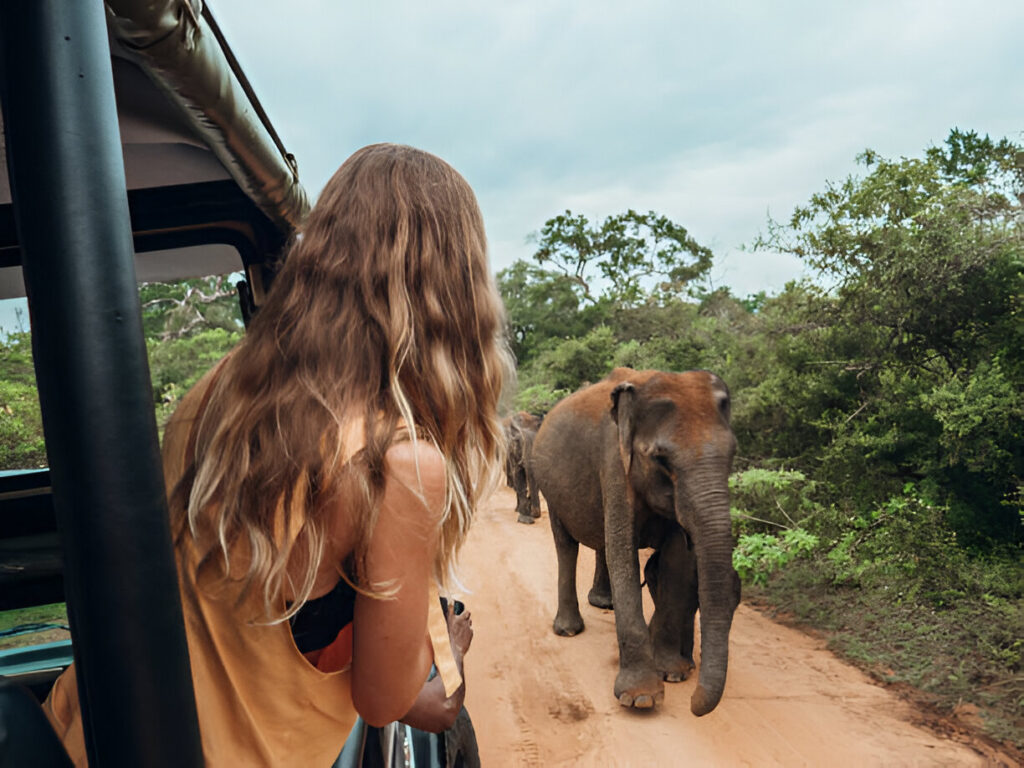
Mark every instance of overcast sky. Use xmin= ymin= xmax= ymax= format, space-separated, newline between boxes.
xmin=0 ymin=1 xmax=1020 ymax=334
xmin=209 ymin=0 xmax=1022 ymax=297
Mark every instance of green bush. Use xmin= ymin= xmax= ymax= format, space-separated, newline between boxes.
xmin=518 ymin=326 xmax=618 ymax=392
xmin=148 ymin=327 xmax=241 ymax=430
xmin=729 ymin=468 xmax=821 ymax=535
xmin=733 ymin=528 xmax=818 ymax=586
xmin=513 ymin=383 xmax=569 ymax=414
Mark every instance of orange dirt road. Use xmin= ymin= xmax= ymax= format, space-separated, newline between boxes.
xmin=459 ymin=487 xmax=1010 ymax=767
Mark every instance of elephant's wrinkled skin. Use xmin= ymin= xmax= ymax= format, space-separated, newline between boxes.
xmin=532 ymin=368 xmax=740 ymax=716
xmin=503 ymin=411 xmax=543 ymax=524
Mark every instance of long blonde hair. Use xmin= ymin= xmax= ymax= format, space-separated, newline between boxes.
xmin=173 ymin=144 xmax=512 ymax=621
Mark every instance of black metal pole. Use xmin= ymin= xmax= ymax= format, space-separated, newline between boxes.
xmin=0 ymin=2 xmax=203 ymax=766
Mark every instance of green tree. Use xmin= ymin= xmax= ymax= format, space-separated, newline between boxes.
xmin=759 ymin=129 xmax=1022 ymax=375
xmin=148 ymin=328 xmax=242 ymax=430
xmin=142 ymin=276 xmax=244 ymax=429
xmin=497 ymin=260 xmax=600 ymax=366
xmin=755 ymin=129 xmax=1024 ymax=543
xmin=499 ymin=210 xmax=714 ymax=366
xmin=518 ymin=325 xmax=619 ymax=393
xmin=140 ymin=275 xmax=242 ymax=341
xmin=532 ymin=209 xmax=713 ymax=307
xmin=0 ymin=332 xmax=46 ymax=469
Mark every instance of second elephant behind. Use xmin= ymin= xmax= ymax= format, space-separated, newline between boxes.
xmin=532 ymin=367 xmax=740 ymax=716
xmin=503 ymin=411 xmax=543 ymax=524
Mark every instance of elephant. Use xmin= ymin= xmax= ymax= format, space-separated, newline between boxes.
xmin=531 ymin=367 xmax=740 ymax=716
xmin=503 ymin=411 xmax=543 ymax=524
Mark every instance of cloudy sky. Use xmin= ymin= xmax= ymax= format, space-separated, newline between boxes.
xmin=0 ymin=1 xmax=1020 ymax=333
xmin=209 ymin=0 xmax=1022 ymax=297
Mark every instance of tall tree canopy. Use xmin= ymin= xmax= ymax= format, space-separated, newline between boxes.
xmin=499 ymin=209 xmax=713 ymax=365
xmin=532 ymin=209 xmax=713 ymax=307
xmin=760 ymin=129 xmax=1023 ymax=374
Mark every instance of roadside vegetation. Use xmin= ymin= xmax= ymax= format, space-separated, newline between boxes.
xmin=0 ymin=129 xmax=1020 ymax=748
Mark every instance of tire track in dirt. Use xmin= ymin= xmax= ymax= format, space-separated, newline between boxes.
xmin=459 ymin=488 xmax=1014 ymax=767
xmin=468 ymin=503 xmax=603 ymax=766
xmin=481 ymin=540 xmax=543 ymax=767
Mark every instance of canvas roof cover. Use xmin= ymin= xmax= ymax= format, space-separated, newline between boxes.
xmin=0 ymin=0 xmax=309 ymax=299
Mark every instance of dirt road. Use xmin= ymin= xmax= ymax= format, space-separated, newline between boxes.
xmin=459 ymin=487 xmax=1011 ymax=767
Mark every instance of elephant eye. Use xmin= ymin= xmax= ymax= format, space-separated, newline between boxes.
xmin=652 ymin=453 xmax=672 ymax=477
xmin=716 ymin=392 xmax=731 ymax=421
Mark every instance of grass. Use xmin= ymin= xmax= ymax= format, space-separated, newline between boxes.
xmin=744 ymin=551 xmax=1024 ymax=754
xmin=0 ymin=603 xmax=69 ymax=651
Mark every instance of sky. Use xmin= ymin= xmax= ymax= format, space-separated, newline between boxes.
xmin=1 ymin=0 xmax=1021 ymax=332
xmin=206 ymin=0 xmax=1021 ymax=297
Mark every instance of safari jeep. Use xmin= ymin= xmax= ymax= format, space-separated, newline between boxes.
xmin=0 ymin=2 xmax=475 ymax=766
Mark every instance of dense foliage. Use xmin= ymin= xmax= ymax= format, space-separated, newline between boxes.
xmin=0 ymin=275 xmax=242 ymax=464
xmin=502 ymin=130 xmax=1022 ymax=548
xmin=138 ymin=275 xmax=244 ymax=428
xmin=0 ymin=331 xmax=46 ymax=468
xmin=498 ymin=130 xmax=1022 ymax=744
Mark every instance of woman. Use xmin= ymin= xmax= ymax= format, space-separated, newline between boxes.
xmin=44 ymin=144 xmax=511 ymax=766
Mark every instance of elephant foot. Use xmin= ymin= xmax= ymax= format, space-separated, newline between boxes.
xmin=618 ymin=691 xmax=662 ymax=709
xmin=656 ymin=654 xmax=695 ymax=683
xmin=614 ymin=669 xmax=664 ymax=709
xmin=587 ymin=588 xmax=613 ymax=610
xmin=553 ymin=611 xmax=584 ymax=637
xmin=516 ymin=513 xmax=536 ymax=525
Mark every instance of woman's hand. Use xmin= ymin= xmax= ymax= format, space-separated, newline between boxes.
xmin=399 ymin=602 xmax=473 ymax=733
xmin=447 ymin=606 xmax=473 ymax=661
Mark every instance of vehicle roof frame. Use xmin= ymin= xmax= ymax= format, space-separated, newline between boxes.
xmin=0 ymin=2 xmax=205 ymax=764
xmin=0 ymin=0 xmax=321 ymax=763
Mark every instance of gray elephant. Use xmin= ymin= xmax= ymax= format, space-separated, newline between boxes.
xmin=532 ymin=367 xmax=740 ymax=716
xmin=503 ymin=411 xmax=543 ymax=524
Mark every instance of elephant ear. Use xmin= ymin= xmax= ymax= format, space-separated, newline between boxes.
xmin=610 ymin=382 xmax=637 ymax=476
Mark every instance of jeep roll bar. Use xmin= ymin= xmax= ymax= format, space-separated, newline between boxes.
xmin=0 ymin=1 xmax=309 ymax=765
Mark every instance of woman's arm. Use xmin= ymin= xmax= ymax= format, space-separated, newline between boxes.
xmin=399 ymin=607 xmax=472 ymax=733
xmin=350 ymin=441 xmax=446 ymax=727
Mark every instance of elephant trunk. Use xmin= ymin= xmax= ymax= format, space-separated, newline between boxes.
xmin=683 ymin=486 xmax=736 ymax=717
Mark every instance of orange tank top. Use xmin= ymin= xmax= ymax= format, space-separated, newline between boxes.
xmin=43 ymin=356 xmax=462 ymax=767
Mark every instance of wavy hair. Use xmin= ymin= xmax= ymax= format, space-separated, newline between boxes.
xmin=173 ymin=144 xmax=512 ymax=621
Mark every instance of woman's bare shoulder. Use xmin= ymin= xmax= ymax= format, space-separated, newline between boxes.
xmin=325 ymin=433 xmax=446 ymax=561
xmin=385 ymin=438 xmax=445 ymax=474
xmin=383 ymin=439 xmax=447 ymax=522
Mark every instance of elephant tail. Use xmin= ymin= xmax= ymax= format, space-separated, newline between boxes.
xmin=640 ymin=550 xmax=660 ymax=596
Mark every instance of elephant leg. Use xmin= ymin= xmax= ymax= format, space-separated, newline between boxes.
xmin=549 ymin=507 xmax=584 ymax=636
xmin=514 ymin=465 xmax=534 ymax=524
xmin=526 ymin=465 xmax=541 ymax=520
xmin=679 ymin=548 xmax=699 ymax=669
xmin=504 ymin=448 xmax=516 ymax=488
xmin=648 ymin=527 xmax=697 ymax=682
xmin=605 ymin=502 xmax=662 ymax=708
xmin=587 ymin=548 xmax=613 ymax=609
